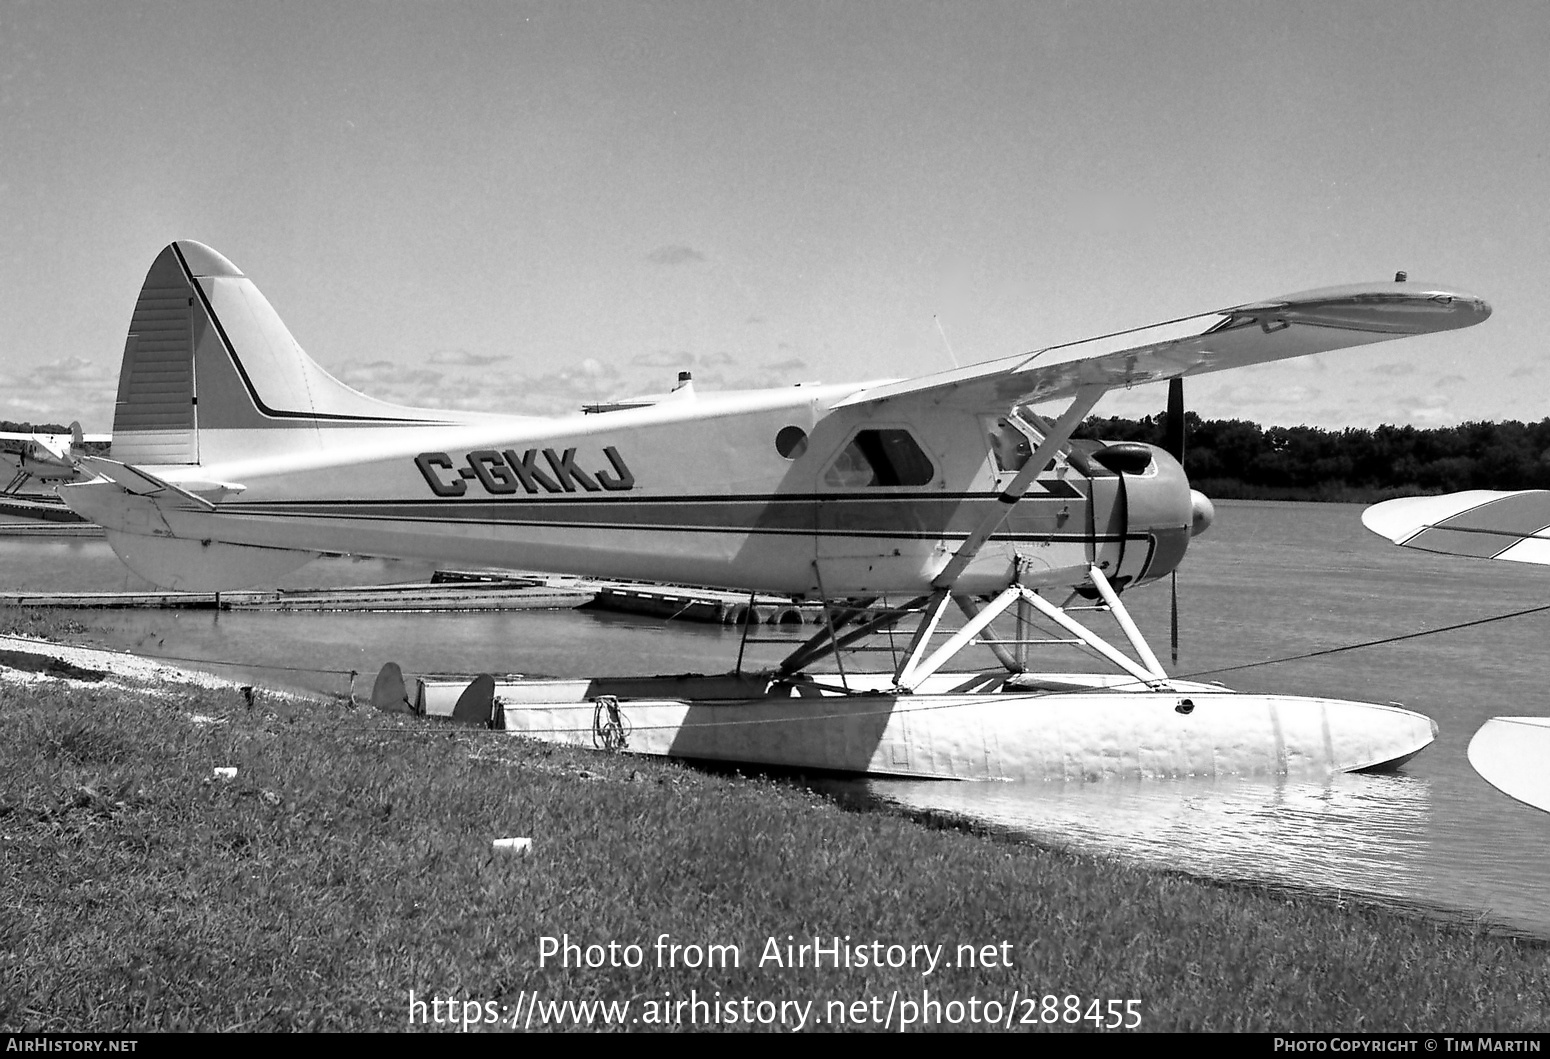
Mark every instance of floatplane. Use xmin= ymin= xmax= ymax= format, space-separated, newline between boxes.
xmin=36 ymin=241 xmax=1492 ymax=781
xmin=1365 ymin=491 xmax=1550 ymax=810
xmin=0 ymin=425 xmax=110 ymax=497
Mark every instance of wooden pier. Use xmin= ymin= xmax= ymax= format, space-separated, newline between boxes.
xmin=0 ymin=514 xmax=831 ymax=621
xmin=0 ymin=572 xmax=831 ymax=622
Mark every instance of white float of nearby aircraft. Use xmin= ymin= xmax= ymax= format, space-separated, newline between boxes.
xmin=22 ymin=241 xmax=1495 ymax=780
xmin=1365 ymin=491 xmax=1550 ymax=811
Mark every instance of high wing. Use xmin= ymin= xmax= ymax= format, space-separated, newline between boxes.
xmin=1363 ymin=491 xmax=1550 ymax=566
xmin=839 ymin=280 xmax=1490 ymax=413
xmin=845 ymin=279 xmax=1489 ymax=590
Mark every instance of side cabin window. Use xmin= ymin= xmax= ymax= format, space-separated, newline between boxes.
xmin=823 ymin=428 xmax=935 ymax=487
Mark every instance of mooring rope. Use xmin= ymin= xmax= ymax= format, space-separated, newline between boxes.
xmin=1180 ymin=602 xmax=1550 ymax=680
xmin=591 ymin=695 xmax=631 ymax=751
xmin=131 ymin=650 xmax=358 ymax=678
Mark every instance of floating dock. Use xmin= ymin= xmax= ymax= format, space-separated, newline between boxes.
xmin=0 ymin=569 xmax=836 ymax=622
xmin=0 ymin=497 xmax=91 ymax=525
xmin=0 ymin=580 xmax=593 ymax=611
xmin=584 ymin=583 xmax=820 ymax=624
xmin=0 ymin=522 xmax=103 ymax=538
xmin=2 ymin=514 xmax=837 ymax=622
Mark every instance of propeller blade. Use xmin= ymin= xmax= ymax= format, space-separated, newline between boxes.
xmin=1170 ymin=570 xmax=1179 ymax=665
xmin=1165 ymin=378 xmax=1185 ymax=665
xmin=1164 ymin=377 xmax=1186 ymax=464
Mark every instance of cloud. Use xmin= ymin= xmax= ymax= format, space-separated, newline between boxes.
xmin=1510 ymin=365 xmax=1536 ymax=379
xmin=1394 ymin=394 xmax=1454 ymax=424
xmin=490 ymin=362 xmax=633 ymax=415
xmin=334 ymin=360 xmax=446 ymax=405
xmin=335 ymin=359 xmax=436 ymax=385
xmin=0 ymin=355 xmax=119 ymax=430
xmin=713 ymin=358 xmax=814 ymax=391
xmin=1433 ymin=374 xmax=1467 ymax=389
xmin=624 ymin=350 xmax=739 ymax=373
xmin=296 ymin=345 xmax=807 ymax=419
xmin=646 ymin=245 xmax=706 ymax=266
xmin=631 ymin=350 xmax=695 ymax=369
xmin=427 ymin=349 xmax=510 ymax=367
xmin=1370 ymin=362 xmax=1415 ymax=377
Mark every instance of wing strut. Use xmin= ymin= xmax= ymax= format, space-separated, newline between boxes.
xmin=930 ymin=384 xmax=1106 ymax=591
xmin=773 ymin=595 xmax=890 ymax=678
xmin=891 ymin=591 xmax=955 ymax=686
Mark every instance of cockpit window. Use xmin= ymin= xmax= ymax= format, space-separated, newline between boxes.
xmin=823 ymin=429 xmax=935 ymax=487
xmin=988 ymin=418 xmax=1033 ymax=472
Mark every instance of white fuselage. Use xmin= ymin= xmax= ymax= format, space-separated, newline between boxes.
xmin=66 ymin=383 xmax=1181 ymax=597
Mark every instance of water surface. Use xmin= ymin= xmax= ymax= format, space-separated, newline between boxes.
xmin=5 ymin=500 xmax=1550 ymax=935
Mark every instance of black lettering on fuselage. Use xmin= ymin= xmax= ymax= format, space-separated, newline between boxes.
xmin=544 ymin=448 xmax=601 ymax=492
xmin=468 ymin=449 xmax=519 ymax=494
xmin=502 ymin=448 xmax=562 ymax=493
xmin=415 ymin=452 xmax=466 ymax=497
xmin=416 ymin=447 xmax=636 ymax=497
xmin=597 ymin=446 xmax=635 ymax=491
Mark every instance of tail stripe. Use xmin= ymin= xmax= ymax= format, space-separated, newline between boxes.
xmin=171 ymin=242 xmax=445 ymax=426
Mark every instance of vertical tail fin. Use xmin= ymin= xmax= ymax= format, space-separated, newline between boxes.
xmin=113 ymin=241 xmax=472 ymax=467
xmin=113 ymin=247 xmax=199 ymax=464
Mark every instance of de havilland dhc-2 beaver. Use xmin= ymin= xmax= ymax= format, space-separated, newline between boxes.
xmin=30 ymin=241 xmax=1492 ymax=781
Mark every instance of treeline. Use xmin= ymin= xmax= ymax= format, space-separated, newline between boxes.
xmin=6 ymin=416 xmax=1547 ymax=503
xmin=0 ymin=420 xmax=70 ymax=434
xmin=1076 ymin=415 xmax=1550 ymax=502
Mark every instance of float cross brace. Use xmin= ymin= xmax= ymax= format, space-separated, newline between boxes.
xmin=890 ymin=564 xmax=1174 ymax=693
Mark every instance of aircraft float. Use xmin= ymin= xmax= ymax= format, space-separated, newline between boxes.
xmin=1365 ymin=491 xmax=1550 ymax=810
xmin=36 ymin=241 xmax=1493 ymax=781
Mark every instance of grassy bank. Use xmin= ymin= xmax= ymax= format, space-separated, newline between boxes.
xmin=3 ymin=667 xmax=1548 ymax=1033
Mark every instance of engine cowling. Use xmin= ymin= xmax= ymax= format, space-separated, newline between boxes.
xmin=1091 ymin=442 xmax=1206 ymax=589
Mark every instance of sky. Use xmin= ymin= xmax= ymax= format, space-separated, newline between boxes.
xmin=1 ymin=0 xmax=1546 ymax=432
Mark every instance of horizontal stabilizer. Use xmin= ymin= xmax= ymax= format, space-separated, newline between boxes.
xmin=1363 ymin=491 xmax=1550 ymax=565
xmin=839 ymin=281 xmax=1490 ymax=413
xmin=75 ymin=456 xmax=234 ymax=508
xmin=61 ymin=458 xmax=309 ymax=591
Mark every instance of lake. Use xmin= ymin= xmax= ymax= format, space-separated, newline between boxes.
xmin=5 ymin=500 xmax=1550 ymax=936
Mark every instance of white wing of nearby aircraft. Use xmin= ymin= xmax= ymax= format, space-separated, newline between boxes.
xmin=1364 ymin=491 xmax=1550 ymax=812
xmin=1468 ymin=718 xmax=1550 ymax=813
xmin=1363 ymin=491 xmax=1550 ymax=566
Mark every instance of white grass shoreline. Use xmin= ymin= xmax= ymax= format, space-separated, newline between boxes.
xmin=0 ymin=633 xmax=315 ymax=699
